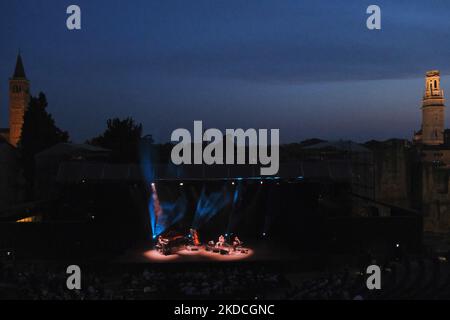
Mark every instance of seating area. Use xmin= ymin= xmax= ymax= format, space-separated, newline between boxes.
xmin=1 ymin=254 xmax=450 ymax=300
xmin=286 ymin=255 xmax=450 ymax=300
xmin=0 ymin=262 xmax=291 ymax=300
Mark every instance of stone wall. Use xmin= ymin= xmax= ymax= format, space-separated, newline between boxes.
xmin=367 ymin=140 xmax=412 ymax=209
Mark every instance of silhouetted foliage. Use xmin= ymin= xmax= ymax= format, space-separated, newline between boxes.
xmin=88 ymin=117 xmax=147 ymax=163
xmin=19 ymin=92 xmax=69 ymax=189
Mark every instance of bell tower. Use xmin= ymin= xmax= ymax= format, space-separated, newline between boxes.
xmin=421 ymin=70 xmax=445 ymax=145
xmin=9 ymin=53 xmax=30 ymax=147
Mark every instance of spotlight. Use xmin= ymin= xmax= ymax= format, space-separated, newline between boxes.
xmin=180 ymin=182 xmax=184 ymax=186
xmin=91 ymin=215 xmax=95 ymax=220
xmin=260 ymin=181 xmax=263 ymax=185
xmin=232 ymin=181 xmax=235 ymax=185
xmin=396 ymin=243 xmax=400 ymax=248
xmin=151 ymin=183 xmax=155 ymax=187
xmin=262 ymin=232 xmax=266 ymax=237
xmin=6 ymin=251 xmax=11 ymax=256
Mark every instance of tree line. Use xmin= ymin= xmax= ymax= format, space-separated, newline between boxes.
xmin=18 ymin=91 xmax=150 ymax=197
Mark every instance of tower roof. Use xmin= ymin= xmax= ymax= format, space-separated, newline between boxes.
xmin=426 ymin=70 xmax=440 ymax=77
xmin=12 ymin=53 xmax=27 ymax=79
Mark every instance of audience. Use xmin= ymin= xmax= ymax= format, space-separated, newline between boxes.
xmin=2 ymin=254 xmax=449 ymax=300
xmin=0 ymin=262 xmax=289 ymax=300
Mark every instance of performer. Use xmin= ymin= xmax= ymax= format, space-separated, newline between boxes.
xmin=216 ymin=235 xmax=225 ymax=247
xmin=156 ymin=235 xmax=169 ymax=253
xmin=232 ymin=236 xmax=242 ymax=251
xmin=189 ymin=228 xmax=200 ymax=246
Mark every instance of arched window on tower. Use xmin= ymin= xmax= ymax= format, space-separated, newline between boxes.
xmin=435 ymin=80 xmax=437 ymax=89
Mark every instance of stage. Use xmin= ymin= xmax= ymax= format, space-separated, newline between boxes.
xmin=116 ymin=242 xmax=296 ymax=264
xmin=143 ymin=247 xmax=254 ymax=263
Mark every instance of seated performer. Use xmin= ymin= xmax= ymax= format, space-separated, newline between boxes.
xmin=156 ymin=235 xmax=169 ymax=253
xmin=216 ymin=235 xmax=225 ymax=247
xmin=232 ymin=236 xmax=242 ymax=251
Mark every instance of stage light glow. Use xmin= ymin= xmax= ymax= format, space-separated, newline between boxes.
xmin=200 ymin=247 xmax=254 ymax=261
xmin=150 ymin=184 xmax=188 ymax=238
xmin=180 ymin=182 xmax=184 ymax=186
xmin=192 ymin=186 xmax=232 ymax=229
xmin=139 ymin=136 xmax=155 ymax=184
xmin=139 ymin=136 xmax=157 ymax=239
xmin=140 ymin=247 xmax=254 ymax=262
xmin=143 ymin=250 xmax=180 ymax=262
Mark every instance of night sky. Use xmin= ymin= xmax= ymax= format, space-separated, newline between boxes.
xmin=1 ymin=0 xmax=450 ymax=143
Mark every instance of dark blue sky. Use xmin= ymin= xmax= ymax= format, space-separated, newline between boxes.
xmin=1 ymin=0 xmax=450 ymax=143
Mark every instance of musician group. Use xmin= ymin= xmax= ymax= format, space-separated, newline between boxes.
xmin=156 ymin=230 xmax=247 ymax=256
xmin=209 ymin=235 xmax=242 ymax=251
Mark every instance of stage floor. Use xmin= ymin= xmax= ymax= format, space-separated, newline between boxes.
xmin=116 ymin=242 xmax=294 ymax=264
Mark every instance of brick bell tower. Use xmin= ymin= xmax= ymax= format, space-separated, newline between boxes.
xmin=9 ymin=53 xmax=30 ymax=147
xmin=421 ymin=70 xmax=445 ymax=145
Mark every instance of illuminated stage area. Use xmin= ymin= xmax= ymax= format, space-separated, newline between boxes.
xmin=117 ymin=241 xmax=294 ymax=264
xmin=142 ymin=247 xmax=254 ymax=263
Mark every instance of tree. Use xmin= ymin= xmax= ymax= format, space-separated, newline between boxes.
xmin=19 ymin=92 xmax=69 ymax=188
xmin=88 ymin=117 xmax=146 ymax=163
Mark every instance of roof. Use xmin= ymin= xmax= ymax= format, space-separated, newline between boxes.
xmin=303 ymin=140 xmax=371 ymax=153
xmin=12 ymin=53 xmax=27 ymax=79
xmin=36 ymin=143 xmax=110 ymax=159
xmin=426 ymin=70 xmax=440 ymax=77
